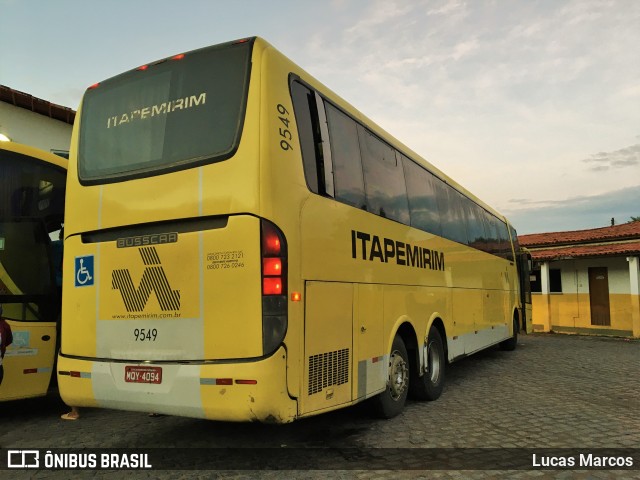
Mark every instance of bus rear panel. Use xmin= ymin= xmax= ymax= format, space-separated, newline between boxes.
xmin=59 ymin=39 xmax=298 ymax=422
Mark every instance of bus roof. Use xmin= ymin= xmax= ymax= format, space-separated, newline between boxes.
xmin=0 ymin=141 xmax=68 ymax=170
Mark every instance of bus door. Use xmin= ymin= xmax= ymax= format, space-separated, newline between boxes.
xmin=0 ymin=219 xmax=57 ymax=401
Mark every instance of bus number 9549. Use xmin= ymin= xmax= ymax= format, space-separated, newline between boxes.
xmin=277 ymin=104 xmax=293 ymax=151
xmin=134 ymin=328 xmax=158 ymax=342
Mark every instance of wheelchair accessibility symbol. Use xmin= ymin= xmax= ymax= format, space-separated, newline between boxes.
xmin=74 ymin=255 xmax=95 ymax=287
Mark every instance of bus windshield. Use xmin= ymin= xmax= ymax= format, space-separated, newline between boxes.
xmin=0 ymin=150 xmax=66 ymax=228
xmin=0 ymin=219 xmax=54 ymax=315
xmin=78 ymin=39 xmax=253 ymax=183
xmin=0 ymin=147 xmax=65 ymax=320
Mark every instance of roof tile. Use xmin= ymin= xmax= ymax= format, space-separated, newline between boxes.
xmin=519 ymin=221 xmax=640 ymax=247
xmin=527 ymin=240 xmax=640 ymax=261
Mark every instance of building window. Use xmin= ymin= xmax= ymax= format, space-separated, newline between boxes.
xmin=549 ymin=269 xmax=562 ymax=293
xmin=530 ymin=268 xmax=541 ymax=293
xmin=530 ymin=266 xmax=562 ymax=293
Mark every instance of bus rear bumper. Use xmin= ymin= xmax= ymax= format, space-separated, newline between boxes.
xmin=57 ymin=346 xmax=298 ymax=423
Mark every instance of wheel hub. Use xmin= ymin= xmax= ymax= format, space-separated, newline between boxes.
xmin=388 ymin=350 xmax=408 ymax=400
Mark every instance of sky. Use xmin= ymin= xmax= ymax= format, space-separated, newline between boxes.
xmin=1 ymin=0 xmax=638 ymax=234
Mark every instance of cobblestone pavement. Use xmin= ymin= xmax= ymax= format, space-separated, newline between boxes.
xmin=1 ymin=333 xmax=638 ymax=479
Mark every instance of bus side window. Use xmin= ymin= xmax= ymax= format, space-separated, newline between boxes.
xmin=291 ymin=81 xmax=323 ymax=194
xmin=402 ymin=155 xmax=443 ymax=236
xmin=464 ymin=202 xmax=488 ymax=251
xmin=496 ymin=220 xmax=513 ymax=261
xmin=357 ymin=126 xmax=410 ymax=225
xmin=324 ymin=103 xmax=366 ymax=210
xmin=437 ymin=183 xmax=469 ymax=246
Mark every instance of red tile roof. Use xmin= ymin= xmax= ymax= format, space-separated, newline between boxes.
xmin=518 ymin=221 xmax=640 ymax=261
xmin=0 ymin=85 xmax=75 ymax=125
xmin=519 ymin=221 xmax=640 ymax=247
xmin=528 ymin=240 xmax=640 ymax=261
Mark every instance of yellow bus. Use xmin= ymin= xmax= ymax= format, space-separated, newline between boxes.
xmin=0 ymin=141 xmax=66 ymax=401
xmin=59 ymin=37 xmax=530 ymax=422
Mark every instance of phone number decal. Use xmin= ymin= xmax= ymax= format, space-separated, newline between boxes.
xmin=206 ymin=250 xmax=245 ymax=270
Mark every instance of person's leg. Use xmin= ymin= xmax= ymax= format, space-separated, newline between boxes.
xmin=61 ymin=406 xmax=80 ymax=420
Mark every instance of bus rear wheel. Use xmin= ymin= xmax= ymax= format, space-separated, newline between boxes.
xmin=500 ymin=316 xmax=519 ymax=351
xmin=410 ymin=325 xmax=445 ymax=401
xmin=371 ymin=335 xmax=409 ymax=419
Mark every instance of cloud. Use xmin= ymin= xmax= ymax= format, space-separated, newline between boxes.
xmin=582 ymin=143 xmax=640 ymax=171
xmin=618 ymin=84 xmax=640 ymax=98
xmin=426 ymin=0 xmax=465 ymax=17
xmin=288 ymin=1 xmax=640 ymax=235
xmin=504 ymin=186 xmax=640 ymax=234
xmin=344 ymin=0 xmax=412 ymax=41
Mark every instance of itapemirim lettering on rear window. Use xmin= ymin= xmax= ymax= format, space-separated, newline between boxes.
xmin=106 ymin=93 xmax=207 ymax=129
xmin=78 ymin=40 xmax=253 ymax=183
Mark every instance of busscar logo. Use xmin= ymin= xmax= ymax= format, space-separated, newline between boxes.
xmin=112 ymin=246 xmax=180 ymax=312
xmin=117 ymin=232 xmax=178 ymax=249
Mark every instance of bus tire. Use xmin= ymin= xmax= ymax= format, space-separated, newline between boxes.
xmin=411 ymin=325 xmax=445 ymax=401
xmin=371 ymin=335 xmax=409 ymax=419
xmin=500 ymin=316 xmax=519 ymax=351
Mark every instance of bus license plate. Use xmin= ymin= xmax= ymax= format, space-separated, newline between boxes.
xmin=124 ymin=366 xmax=162 ymax=384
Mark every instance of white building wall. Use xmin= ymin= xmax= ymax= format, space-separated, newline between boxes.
xmin=0 ymin=102 xmax=72 ymax=152
xmin=554 ymin=257 xmax=630 ymax=295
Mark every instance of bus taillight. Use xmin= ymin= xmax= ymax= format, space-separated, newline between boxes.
xmin=262 ymin=227 xmax=282 ymax=257
xmin=261 ymin=221 xmax=286 ymax=295
xmin=263 ymin=277 xmax=282 ymax=295
xmin=261 ymin=219 xmax=288 ymax=355
xmin=263 ymin=258 xmax=282 ymax=276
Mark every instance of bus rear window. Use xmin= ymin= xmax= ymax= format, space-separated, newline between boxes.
xmin=78 ymin=40 xmax=253 ymax=183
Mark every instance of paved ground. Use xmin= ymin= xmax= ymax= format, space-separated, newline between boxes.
xmin=1 ymin=333 xmax=638 ymax=479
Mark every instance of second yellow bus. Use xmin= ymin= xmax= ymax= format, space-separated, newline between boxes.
xmin=1 ymin=141 xmax=66 ymax=401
